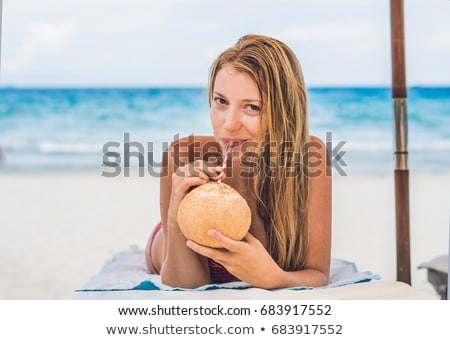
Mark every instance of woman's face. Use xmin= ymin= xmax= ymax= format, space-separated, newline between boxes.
xmin=210 ymin=64 xmax=267 ymax=150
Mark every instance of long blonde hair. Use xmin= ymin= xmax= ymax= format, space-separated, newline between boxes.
xmin=208 ymin=34 xmax=310 ymax=271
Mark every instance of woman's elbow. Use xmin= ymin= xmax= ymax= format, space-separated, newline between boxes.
xmin=319 ymin=271 xmax=330 ymax=286
xmin=160 ymin=267 xmax=210 ymax=289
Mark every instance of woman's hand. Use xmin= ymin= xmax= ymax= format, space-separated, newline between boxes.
xmin=186 ymin=229 xmax=286 ymax=289
xmin=167 ymin=161 xmax=221 ymax=227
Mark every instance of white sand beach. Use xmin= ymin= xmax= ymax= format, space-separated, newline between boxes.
xmin=0 ymin=169 xmax=448 ymax=299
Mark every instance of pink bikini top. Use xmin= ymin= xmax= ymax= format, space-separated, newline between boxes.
xmin=208 ymin=258 xmax=237 ymax=284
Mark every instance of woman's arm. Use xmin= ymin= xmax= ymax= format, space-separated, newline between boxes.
xmin=159 ymin=137 xmax=218 ymax=288
xmin=292 ymin=135 xmax=332 ymax=285
xmin=266 ymin=135 xmax=332 ymax=288
xmin=186 ymin=136 xmax=331 ymax=289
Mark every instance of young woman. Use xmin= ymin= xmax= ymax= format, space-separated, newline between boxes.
xmin=145 ymin=34 xmax=331 ymax=289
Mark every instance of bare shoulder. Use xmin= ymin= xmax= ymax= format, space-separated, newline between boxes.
xmin=308 ymin=135 xmax=326 ymax=149
xmin=166 ymin=135 xmax=217 ymax=155
xmin=164 ymin=135 xmax=220 ymax=166
xmin=307 ymin=135 xmax=328 ymax=162
xmin=306 ymin=135 xmax=329 ymax=178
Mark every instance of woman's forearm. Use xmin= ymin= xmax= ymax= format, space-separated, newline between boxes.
xmin=266 ymin=268 xmax=329 ymax=290
xmin=160 ymin=218 xmax=210 ymax=288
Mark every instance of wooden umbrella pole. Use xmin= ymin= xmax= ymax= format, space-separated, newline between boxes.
xmin=390 ymin=0 xmax=411 ymax=284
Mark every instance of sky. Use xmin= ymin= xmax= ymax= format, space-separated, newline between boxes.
xmin=1 ymin=0 xmax=449 ymax=87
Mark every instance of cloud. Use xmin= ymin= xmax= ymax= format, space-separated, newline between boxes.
xmin=3 ymin=22 xmax=74 ymax=73
xmin=272 ymin=21 xmax=377 ymax=44
xmin=26 ymin=22 xmax=73 ymax=54
xmin=2 ymin=0 xmax=449 ymax=86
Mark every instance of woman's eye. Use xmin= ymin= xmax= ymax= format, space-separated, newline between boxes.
xmin=247 ymin=104 xmax=260 ymax=112
xmin=214 ymin=97 xmax=227 ymax=105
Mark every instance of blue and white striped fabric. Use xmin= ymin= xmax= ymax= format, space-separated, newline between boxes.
xmin=76 ymin=246 xmax=380 ymax=292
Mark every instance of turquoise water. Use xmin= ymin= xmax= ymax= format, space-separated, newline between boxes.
xmin=0 ymin=87 xmax=449 ymax=174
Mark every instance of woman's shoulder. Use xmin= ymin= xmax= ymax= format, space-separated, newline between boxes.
xmin=308 ymin=135 xmax=324 ymax=145
xmin=307 ymin=135 xmax=330 ymax=176
xmin=165 ymin=135 xmax=220 ymax=164
xmin=307 ymin=135 xmax=326 ymax=151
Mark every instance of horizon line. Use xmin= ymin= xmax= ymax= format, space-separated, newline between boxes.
xmin=1 ymin=84 xmax=449 ymax=90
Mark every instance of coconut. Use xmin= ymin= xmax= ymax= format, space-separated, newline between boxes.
xmin=177 ymin=181 xmax=251 ymax=248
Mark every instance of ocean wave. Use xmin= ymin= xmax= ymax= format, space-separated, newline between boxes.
xmin=38 ymin=142 xmax=103 ymax=154
xmin=1 ymin=139 xmax=449 ymax=156
xmin=1 ymin=87 xmax=449 ymax=171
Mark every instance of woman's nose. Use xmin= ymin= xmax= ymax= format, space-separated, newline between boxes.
xmin=223 ymin=106 xmax=242 ymax=131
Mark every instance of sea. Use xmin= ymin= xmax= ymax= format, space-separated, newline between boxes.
xmin=0 ymin=87 xmax=449 ymax=175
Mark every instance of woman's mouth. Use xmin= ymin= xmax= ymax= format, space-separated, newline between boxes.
xmin=221 ymin=138 xmax=248 ymax=147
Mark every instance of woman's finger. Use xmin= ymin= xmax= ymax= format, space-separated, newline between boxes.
xmin=243 ymin=232 xmax=260 ymax=245
xmin=186 ymin=240 xmax=222 ymax=260
xmin=207 ymin=229 xmax=243 ymax=252
xmin=182 ymin=176 xmax=208 ymax=189
xmin=177 ymin=161 xmax=220 ymax=180
xmin=191 ymin=160 xmax=222 ymax=179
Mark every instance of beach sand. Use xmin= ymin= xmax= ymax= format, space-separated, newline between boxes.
xmin=0 ymin=169 xmax=448 ymax=299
